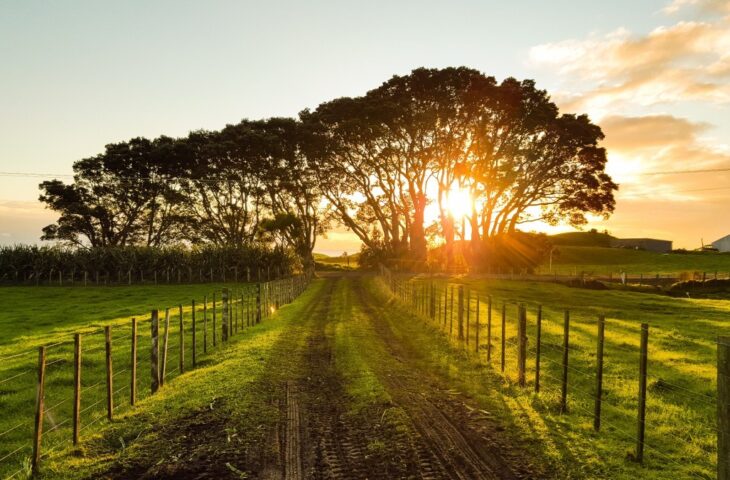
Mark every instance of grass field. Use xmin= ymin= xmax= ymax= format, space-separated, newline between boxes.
xmin=400 ymin=274 xmax=729 ymax=478
xmin=26 ymin=277 xmax=548 ymax=479
xmin=540 ymin=246 xmax=730 ymax=276
xmin=314 ymin=252 xmax=359 ymax=269
xmin=0 ymin=282 xmax=264 ymax=478
xmin=1 ymin=273 xmax=727 ymax=478
xmin=29 ymin=279 xmax=324 ymax=479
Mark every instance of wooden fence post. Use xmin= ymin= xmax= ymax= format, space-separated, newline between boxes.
xmin=466 ymin=290 xmax=471 ymax=346
xmin=179 ymin=305 xmax=185 ymax=373
xmin=213 ymin=292 xmax=217 ymax=346
xmin=73 ymin=334 xmax=81 ymax=444
xmin=535 ymin=305 xmax=542 ymax=393
xmin=718 ymin=335 xmax=730 ymax=480
xmin=518 ymin=305 xmax=527 ymax=387
xmin=203 ymin=297 xmax=208 ymax=354
xmin=487 ymin=296 xmax=492 ymax=362
xmin=560 ymin=310 xmax=570 ymax=414
xmin=32 ymin=346 xmax=46 ymax=474
xmin=232 ymin=292 xmax=237 ymax=335
xmin=594 ymin=315 xmax=605 ymax=431
xmin=130 ymin=318 xmax=137 ymax=406
xmin=428 ymin=281 xmax=436 ymax=320
xmin=449 ymin=286 xmax=454 ymax=337
xmin=192 ymin=300 xmax=197 ymax=368
xmin=442 ymin=289 xmax=447 ymax=328
xmin=635 ymin=323 xmax=649 ymax=463
xmin=105 ymin=326 xmax=113 ymax=420
xmin=151 ymin=310 xmax=159 ymax=394
xmin=458 ymin=286 xmax=464 ymax=341
xmin=256 ymin=283 xmax=262 ymax=324
xmin=222 ymin=288 xmax=229 ymax=342
xmin=161 ymin=309 xmax=170 ymax=385
xmin=475 ymin=296 xmax=480 ymax=354
xmin=501 ymin=303 xmax=506 ymax=373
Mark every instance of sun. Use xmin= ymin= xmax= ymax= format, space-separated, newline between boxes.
xmin=445 ymin=187 xmax=472 ymax=220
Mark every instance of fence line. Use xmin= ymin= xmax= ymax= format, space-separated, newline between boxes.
xmin=378 ymin=266 xmax=722 ymax=478
xmin=0 ymin=271 xmax=313 ymax=476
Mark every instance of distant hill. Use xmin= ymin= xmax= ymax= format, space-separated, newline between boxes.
xmin=550 ymin=231 xmax=615 ymax=247
xmin=313 ymin=252 xmax=359 ymax=269
xmin=541 ymin=245 xmax=730 ymax=274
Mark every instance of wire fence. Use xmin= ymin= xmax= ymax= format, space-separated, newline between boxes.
xmin=379 ymin=266 xmax=726 ymax=479
xmin=0 ymin=271 xmax=313 ymax=477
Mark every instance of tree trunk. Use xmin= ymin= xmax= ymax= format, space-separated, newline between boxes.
xmin=410 ymin=194 xmax=428 ymax=269
xmin=469 ymin=213 xmax=481 ymax=261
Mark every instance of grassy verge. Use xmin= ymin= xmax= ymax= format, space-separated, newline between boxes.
xmin=30 ymin=279 xmax=325 ymax=479
xmin=389 ymin=275 xmax=727 ymax=479
xmin=0 ymin=282 xmax=258 ymax=478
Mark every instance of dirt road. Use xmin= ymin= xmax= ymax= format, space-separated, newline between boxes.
xmin=96 ymin=275 xmax=545 ymax=479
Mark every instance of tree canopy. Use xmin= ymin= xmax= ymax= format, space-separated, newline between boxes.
xmin=39 ymin=67 xmax=616 ymax=272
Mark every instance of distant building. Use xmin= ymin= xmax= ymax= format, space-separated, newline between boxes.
xmin=712 ymin=235 xmax=730 ymax=252
xmin=610 ymin=238 xmax=673 ymax=253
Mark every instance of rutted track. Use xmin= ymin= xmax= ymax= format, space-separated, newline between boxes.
xmin=85 ymin=276 xmax=541 ymax=479
xmin=351 ymin=277 xmax=531 ymax=480
xmin=296 ymin=277 xmax=373 ymax=480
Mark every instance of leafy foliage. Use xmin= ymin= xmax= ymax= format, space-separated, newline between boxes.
xmin=0 ymin=244 xmax=294 ymax=284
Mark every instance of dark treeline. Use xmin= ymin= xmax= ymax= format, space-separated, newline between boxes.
xmin=31 ymin=66 xmax=616 ymax=273
xmin=38 ymin=117 xmax=325 ymax=271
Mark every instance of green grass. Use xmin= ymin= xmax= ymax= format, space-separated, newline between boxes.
xmin=31 ymin=278 xmax=323 ymax=478
xmin=330 ymin=279 xmax=391 ymax=412
xmin=397 ymin=274 xmax=728 ymax=479
xmin=0 ymin=282 xmax=263 ymax=478
xmin=540 ymin=246 xmax=730 ymax=276
xmin=3 ymin=274 xmax=726 ymax=478
xmin=314 ymin=252 xmax=359 ymax=269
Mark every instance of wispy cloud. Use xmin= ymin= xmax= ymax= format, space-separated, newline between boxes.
xmin=529 ymin=14 xmax=730 ymax=113
xmin=600 ymin=114 xmax=730 ymax=199
xmin=527 ymin=0 xmax=730 ymax=246
xmin=662 ymin=0 xmax=730 ymax=15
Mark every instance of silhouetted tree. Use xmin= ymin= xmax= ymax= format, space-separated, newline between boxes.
xmin=39 ymin=136 xmax=184 ymax=247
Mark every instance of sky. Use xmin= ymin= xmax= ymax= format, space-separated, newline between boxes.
xmin=1 ymin=0 xmax=729 ymax=254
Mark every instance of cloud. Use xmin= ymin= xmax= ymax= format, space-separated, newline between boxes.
xmin=529 ymin=16 xmax=730 ymax=113
xmin=663 ymin=0 xmax=730 ymax=15
xmin=600 ymin=114 xmax=710 ymax=150
xmin=527 ymin=0 xmax=730 ymax=247
xmin=598 ymin=114 xmax=730 ymax=200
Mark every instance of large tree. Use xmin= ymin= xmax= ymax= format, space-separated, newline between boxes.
xmin=257 ymin=118 xmax=331 ymax=271
xmin=458 ymin=77 xmax=617 ymax=247
xmin=306 ymin=67 xmax=616 ymax=269
xmin=39 ymin=136 xmax=184 ymax=247
xmin=174 ymin=125 xmax=272 ymax=247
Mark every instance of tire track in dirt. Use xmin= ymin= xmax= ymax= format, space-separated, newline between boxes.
xmin=295 ymin=277 xmax=375 ymax=480
xmin=351 ymin=277 xmax=535 ymax=480
xmin=92 ymin=279 xmax=336 ymax=480
xmin=285 ymin=381 xmax=303 ymax=480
